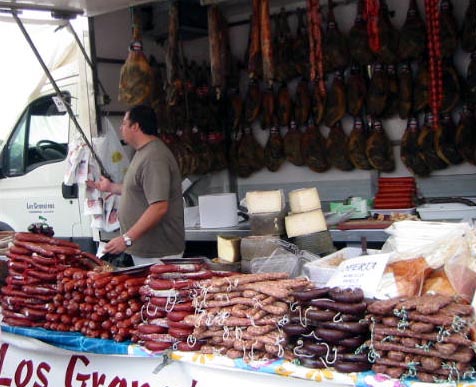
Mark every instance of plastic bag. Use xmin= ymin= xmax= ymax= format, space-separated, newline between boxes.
xmin=443 ymin=228 xmax=476 ymax=301
xmin=92 ymin=117 xmax=130 ymax=183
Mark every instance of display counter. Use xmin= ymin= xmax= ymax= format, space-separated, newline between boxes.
xmin=2 ymin=326 xmax=475 ymax=387
xmin=185 ymin=223 xmax=388 ymax=247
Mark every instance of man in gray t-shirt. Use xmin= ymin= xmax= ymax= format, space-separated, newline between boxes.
xmin=87 ymin=105 xmax=184 ymax=265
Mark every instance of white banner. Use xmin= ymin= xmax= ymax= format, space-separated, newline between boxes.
xmin=0 ymin=332 xmax=190 ymax=387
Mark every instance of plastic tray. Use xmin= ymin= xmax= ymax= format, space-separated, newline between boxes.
xmin=416 ymin=204 xmax=476 ymax=221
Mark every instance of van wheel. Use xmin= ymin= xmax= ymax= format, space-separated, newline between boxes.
xmin=0 ymin=222 xmax=14 ymax=231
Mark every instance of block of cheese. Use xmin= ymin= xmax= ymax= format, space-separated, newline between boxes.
xmin=285 ymin=209 xmax=327 ymax=237
xmin=245 ymin=190 xmax=283 ymax=214
xmin=217 ymin=235 xmax=241 ymax=262
xmin=289 ymin=187 xmax=321 ymax=213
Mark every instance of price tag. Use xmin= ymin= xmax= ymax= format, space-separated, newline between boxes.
xmin=52 ymin=96 xmax=67 ymax=113
xmin=326 ymin=253 xmax=390 ymax=298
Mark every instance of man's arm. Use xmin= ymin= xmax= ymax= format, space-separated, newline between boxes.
xmin=103 ymin=201 xmax=169 ymax=254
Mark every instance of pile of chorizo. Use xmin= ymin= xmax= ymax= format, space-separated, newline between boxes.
xmin=367 ymin=294 xmax=476 ymax=383
xmin=2 ymin=232 xmax=104 ymax=328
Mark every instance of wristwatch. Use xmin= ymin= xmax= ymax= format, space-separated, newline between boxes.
xmin=122 ymin=234 xmax=133 ymax=247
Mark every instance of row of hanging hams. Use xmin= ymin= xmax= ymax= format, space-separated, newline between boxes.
xmin=116 ymin=0 xmax=476 ymax=178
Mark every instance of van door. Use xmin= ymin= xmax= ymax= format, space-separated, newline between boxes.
xmin=0 ymin=92 xmax=84 ymax=237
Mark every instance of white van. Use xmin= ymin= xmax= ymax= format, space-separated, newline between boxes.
xmin=0 ymin=13 xmax=98 ymax=251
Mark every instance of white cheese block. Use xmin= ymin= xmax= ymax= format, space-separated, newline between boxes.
xmin=245 ymin=190 xmax=283 ymax=214
xmin=217 ymin=235 xmax=241 ymax=262
xmin=285 ymin=209 xmax=327 ymax=237
xmin=289 ymin=187 xmax=321 ymax=213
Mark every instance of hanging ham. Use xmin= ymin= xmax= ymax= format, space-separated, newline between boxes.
xmin=398 ymin=63 xmax=413 ymax=119
xmin=400 ymin=117 xmax=431 ymax=176
xmin=375 ymin=0 xmax=399 ymax=65
xmin=440 ymin=60 xmax=460 ymax=115
xmin=461 ymin=0 xmax=476 ymax=53
xmin=382 ymin=64 xmax=399 ymax=118
xmin=323 ymin=0 xmax=349 ymax=72
xmin=118 ymin=15 xmax=153 ymax=105
xmin=348 ymin=0 xmax=374 ymax=66
xmin=365 ymin=118 xmax=395 ymax=172
xmin=435 ymin=113 xmax=463 ymax=165
xmin=455 ymin=106 xmax=476 ymax=165
xmin=283 ymin=121 xmax=304 ymax=166
xmin=301 ymin=121 xmax=330 ymax=172
xmin=366 ymin=63 xmax=388 ymax=118
xmin=413 ymin=61 xmax=429 ymax=113
xmin=326 ymin=121 xmax=354 ymax=171
xmin=439 ymin=0 xmax=458 ymax=58
xmin=295 ymin=78 xmax=312 ymax=127
xmin=346 ymin=64 xmax=367 ymax=117
xmin=348 ymin=116 xmax=372 ymax=170
xmin=417 ymin=112 xmax=447 ymax=171
xmin=236 ymin=127 xmax=265 ymax=177
xmin=293 ymin=7 xmax=310 ymax=77
xmin=165 ymin=2 xmax=181 ymax=107
xmin=264 ymin=127 xmax=285 ymax=172
xmin=277 ymin=82 xmax=293 ymax=128
xmin=465 ymin=52 xmax=476 ymax=106
xmin=324 ymin=70 xmax=346 ymax=127
xmin=397 ymin=0 xmax=426 ymax=62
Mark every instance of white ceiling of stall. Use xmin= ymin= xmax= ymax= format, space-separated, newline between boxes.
xmin=0 ymin=0 xmax=161 ymax=17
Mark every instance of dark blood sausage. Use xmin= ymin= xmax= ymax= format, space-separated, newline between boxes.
xmin=283 ymin=324 xmax=313 ymax=336
xmin=315 ymin=328 xmax=355 ymax=342
xmin=299 ymin=357 xmax=327 ymax=369
xmin=337 ymin=336 xmax=366 ymax=348
xmin=306 ymin=308 xmax=337 ymax=322
xmin=319 ymin=320 xmax=370 ymax=334
xmin=292 ymin=287 xmax=330 ymax=301
xmin=329 ymin=287 xmax=364 ymax=303
xmin=334 ymin=360 xmax=372 ymax=373
xmin=336 ymin=353 xmax=370 ymax=363
xmin=310 ymin=299 xmax=367 ymax=314
xmin=302 ymin=341 xmax=329 ymax=356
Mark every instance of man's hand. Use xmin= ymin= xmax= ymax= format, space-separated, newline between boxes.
xmin=104 ymin=235 xmax=127 ymax=255
xmin=86 ymin=176 xmax=113 ymax=193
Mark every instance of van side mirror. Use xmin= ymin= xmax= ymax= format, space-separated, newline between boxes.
xmin=62 ymin=183 xmax=78 ymax=199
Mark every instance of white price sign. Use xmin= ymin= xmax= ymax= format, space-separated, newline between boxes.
xmin=326 ymin=253 xmax=390 ymax=298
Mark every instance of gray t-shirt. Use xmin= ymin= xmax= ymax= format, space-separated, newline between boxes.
xmin=119 ymin=138 xmax=184 ymax=258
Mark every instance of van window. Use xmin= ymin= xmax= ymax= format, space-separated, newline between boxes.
xmin=3 ymin=93 xmax=69 ymax=177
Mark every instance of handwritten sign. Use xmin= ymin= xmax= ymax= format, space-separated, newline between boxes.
xmin=326 ymin=253 xmax=390 ymax=298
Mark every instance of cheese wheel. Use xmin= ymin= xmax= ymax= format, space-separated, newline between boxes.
xmin=289 ymin=187 xmax=321 ymax=213
xmin=245 ymin=190 xmax=283 ymax=214
xmin=217 ymin=235 xmax=241 ymax=263
xmin=285 ymin=210 xmax=327 ymax=237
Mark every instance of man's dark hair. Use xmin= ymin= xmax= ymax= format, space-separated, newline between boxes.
xmin=128 ymin=105 xmax=158 ymax=135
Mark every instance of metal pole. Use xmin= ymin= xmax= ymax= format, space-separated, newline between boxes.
xmin=65 ymin=21 xmax=110 ymax=104
xmin=12 ymin=11 xmax=112 ymax=180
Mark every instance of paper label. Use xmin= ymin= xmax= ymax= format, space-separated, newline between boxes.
xmin=52 ymin=95 xmax=67 ymax=112
xmin=326 ymin=253 xmax=390 ymax=298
